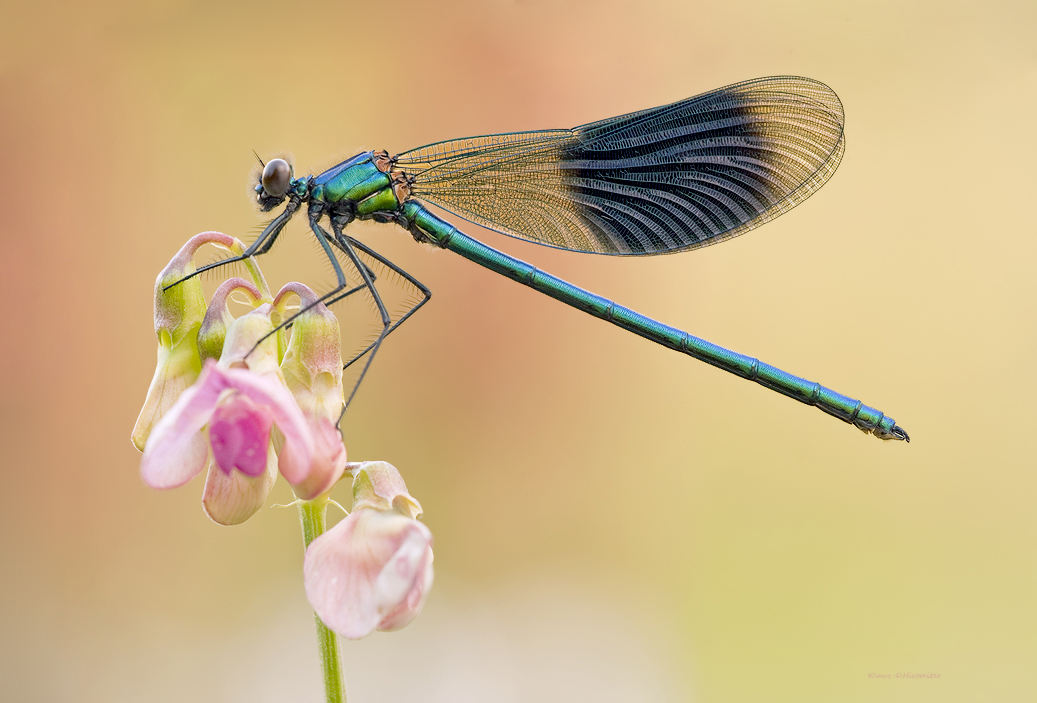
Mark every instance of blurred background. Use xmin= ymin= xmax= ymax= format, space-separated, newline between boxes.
xmin=1 ymin=0 xmax=1034 ymax=701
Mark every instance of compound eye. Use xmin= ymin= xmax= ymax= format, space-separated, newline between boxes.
xmin=261 ymin=158 xmax=291 ymax=198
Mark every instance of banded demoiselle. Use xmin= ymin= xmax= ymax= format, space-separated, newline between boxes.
xmin=175 ymin=76 xmax=909 ymax=442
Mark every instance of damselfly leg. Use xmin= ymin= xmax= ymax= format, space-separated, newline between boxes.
xmin=165 ymin=200 xmax=299 ymax=291
xmin=326 ymin=219 xmax=391 ymax=415
xmin=328 ymin=232 xmax=432 ymax=372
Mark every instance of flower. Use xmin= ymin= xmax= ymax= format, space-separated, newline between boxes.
xmin=304 ymin=462 xmax=434 ymax=639
xmin=132 ymin=232 xmax=246 ymax=451
xmin=199 ymin=300 xmax=292 ymax=523
xmin=275 ymin=283 xmax=348 ymax=499
xmin=140 ymin=357 xmax=314 ymax=485
xmin=140 ymin=302 xmax=320 ymax=524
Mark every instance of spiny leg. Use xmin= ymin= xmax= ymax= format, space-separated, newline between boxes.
xmin=328 ymin=233 xmax=432 ymax=371
xmin=244 ymin=214 xmax=385 ymax=354
xmin=325 ymin=221 xmax=392 ymax=418
xmin=253 ymin=205 xmax=300 ymax=257
xmin=249 ymin=214 xmax=393 ymax=417
xmin=281 ymin=260 xmax=378 ymax=332
xmin=165 ymin=199 xmax=299 ymax=290
xmin=247 ymin=212 xmax=353 ymax=358
xmin=318 ymin=282 xmax=368 ymax=308
xmin=321 ymin=256 xmax=378 ymax=308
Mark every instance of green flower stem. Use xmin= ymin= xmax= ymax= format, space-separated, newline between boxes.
xmin=243 ymin=256 xmax=271 ymax=298
xmin=298 ymin=497 xmax=346 ymax=703
xmin=239 ymin=256 xmax=290 ymax=361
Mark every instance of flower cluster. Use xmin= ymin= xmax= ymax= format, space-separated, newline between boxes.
xmin=131 ymin=233 xmax=432 ymax=639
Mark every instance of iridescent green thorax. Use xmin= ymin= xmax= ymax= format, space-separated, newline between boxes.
xmin=307 ymin=151 xmax=402 ymax=222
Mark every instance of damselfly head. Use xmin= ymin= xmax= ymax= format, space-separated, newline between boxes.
xmin=255 ymin=157 xmax=292 ymax=210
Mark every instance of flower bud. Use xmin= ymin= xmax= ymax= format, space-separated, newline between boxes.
xmin=216 ymin=303 xmax=284 ymax=377
xmin=276 ymin=283 xmax=347 ymax=499
xmin=197 ymin=278 xmax=263 ymax=363
xmin=132 ymin=232 xmax=245 ymax=451
xmin=351 ymin=460 xmax=423 ymax=518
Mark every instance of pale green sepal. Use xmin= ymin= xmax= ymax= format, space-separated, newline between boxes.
xmin=350 ymin=461 xmax=423 ymax=519
xmin=277 ymin=283 xmax=344 ymax=423
xmin=131 ymin=328 xmax=203 ymax=451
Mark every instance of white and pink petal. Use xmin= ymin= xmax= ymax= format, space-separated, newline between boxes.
xmin=303 ymin=508 xmax=434 ymax=640
xmin=140 ymin=363 xmax=227 ymax=489
xmin=290 ymin=417 xmax=347 ymax=501
xmin=202 ymin=443 xmax=279 ymax=526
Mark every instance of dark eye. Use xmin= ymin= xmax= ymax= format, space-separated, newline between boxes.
xmin=261 ymin=158 xmax=291 ymax=198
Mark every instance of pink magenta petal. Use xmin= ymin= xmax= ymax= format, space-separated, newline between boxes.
xmin=216 ymin=366 xmax=314 ymax=485
xmin=209 ymin=393 xmax=274 ymax=477
xmin=140 ymin=362 xmax=227 ymax=489
xmin=303 ymin=509 xmax=434 ymax=639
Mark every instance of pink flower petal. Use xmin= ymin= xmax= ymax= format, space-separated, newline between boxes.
xmin=202 ymin=444 xmax=278 ymax=526
xmin=374 ymin=527 xmax=434 ymax=632
xmin=217 ymin=305 xmax=281 ymax=377
xmin=140 ymin=362 xmax=227 ymax=489
xmin=216 ymin=366 xmax=315 ymax=486
xmin=303 ymin=508 xmax=433 ymax=639
xmin=290 ymin=417 xmax=347 ymax=501
xmin=209 ymin=393 xmax=274 ymax=477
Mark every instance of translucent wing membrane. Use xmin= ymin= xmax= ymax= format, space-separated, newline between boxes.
xmin=395 ymin=76 xmax=844 ymax=255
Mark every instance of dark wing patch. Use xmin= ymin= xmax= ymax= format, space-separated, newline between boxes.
xmin=395 ymin=76 xmax=844 ymax=255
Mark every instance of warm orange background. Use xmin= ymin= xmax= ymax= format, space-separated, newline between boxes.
xmin=1 ymin=1 xmax=1034 ymax=701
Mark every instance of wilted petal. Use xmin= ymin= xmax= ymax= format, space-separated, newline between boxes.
xmin=140 ymin=363 xmax=227 ymax=489
xmin=304 ymin=508 xmax=434 ymax=639
xmin=202 ymin=443 xmax=278 ymax=525
xmin=133 ymin=232 xmax=246 ymax=451
xmin=153 ymin=233 xmax=230 ymax=348
xmin=277 ymin=282 xmax=344 ymax=423
xmin=277 ymin=284 xmax=347 ymax=496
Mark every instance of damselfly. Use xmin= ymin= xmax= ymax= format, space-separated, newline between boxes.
xmin=173 ymin=76 xmax=909 ymax=442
